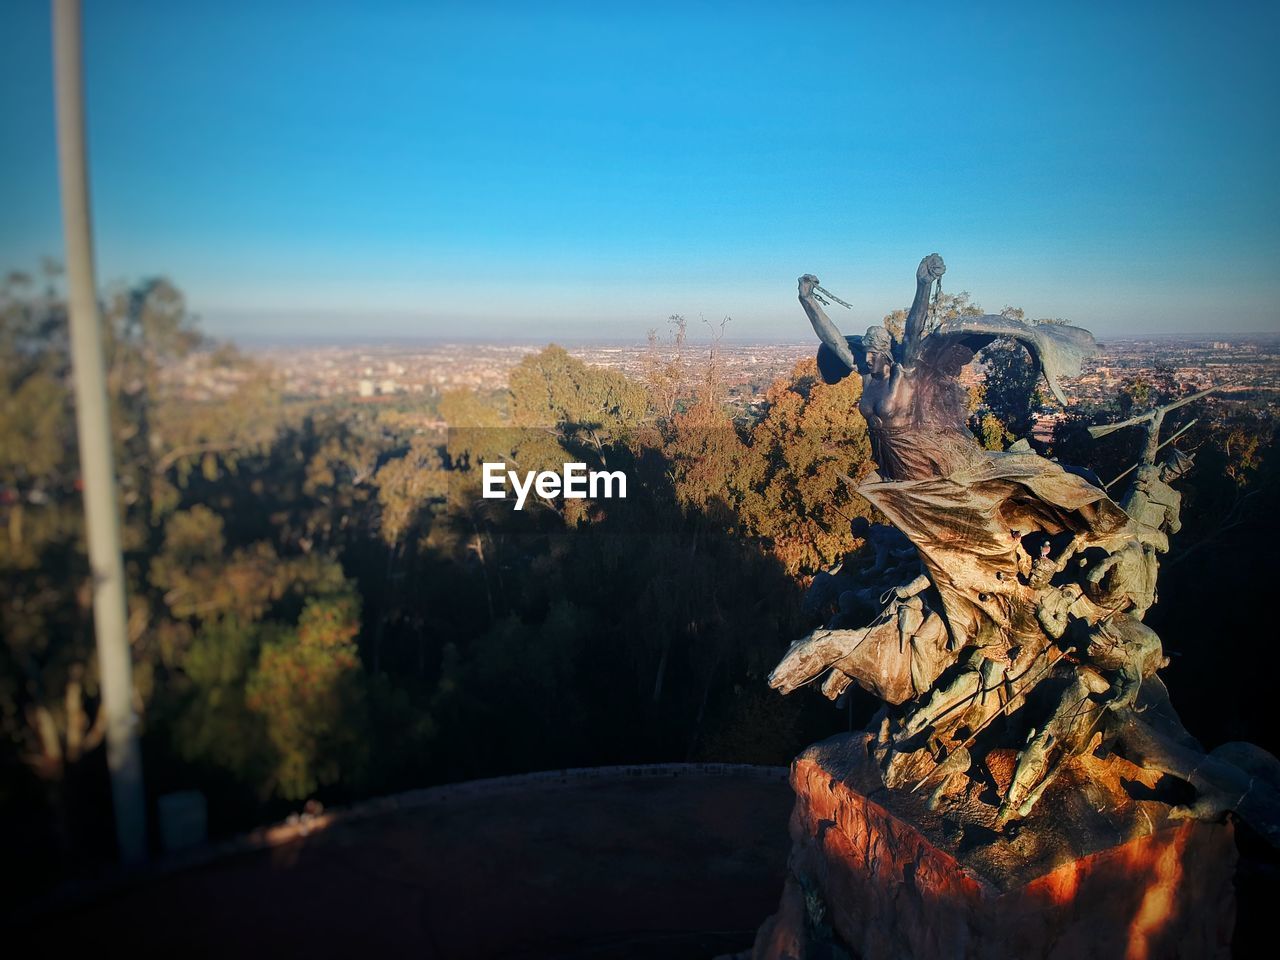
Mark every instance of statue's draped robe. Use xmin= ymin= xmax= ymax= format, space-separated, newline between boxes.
xmin=818 ymin=317 xmax=1138 ymax=700
xmin=862 ymin=449 xmax=1134 ymax=658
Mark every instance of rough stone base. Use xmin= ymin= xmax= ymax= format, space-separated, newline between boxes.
xmin=749 ymin=733 xmax=1237 ymax=960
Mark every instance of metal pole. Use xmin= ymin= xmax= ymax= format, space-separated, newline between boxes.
xmin=52 ymin=0 xmax=147 ymax=865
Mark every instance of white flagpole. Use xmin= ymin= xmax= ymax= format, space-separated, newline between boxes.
xmin=52 ymin=0 xmax=147 ymax=865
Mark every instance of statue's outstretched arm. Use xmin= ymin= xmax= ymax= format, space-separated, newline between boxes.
xmin=904 ymin=254 xmax=946 ymax=360
xmin=799 ymin=274 xmax=858 ymax=371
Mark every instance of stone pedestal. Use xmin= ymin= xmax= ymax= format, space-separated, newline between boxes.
xmin=748 ymin=733 xmax=1237 ymax=960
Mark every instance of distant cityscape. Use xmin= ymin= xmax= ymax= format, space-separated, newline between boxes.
xmin=166 ymin=333 xmax=1280 ymax=433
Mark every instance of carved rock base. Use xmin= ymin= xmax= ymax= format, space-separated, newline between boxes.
xmin=747 ymin=733 xmax=1237 ymax=960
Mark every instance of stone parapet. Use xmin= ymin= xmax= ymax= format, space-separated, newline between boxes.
xmin=748 ymin=734 xmax=1236 ymax=960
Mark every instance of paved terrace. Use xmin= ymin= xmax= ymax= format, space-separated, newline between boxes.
xmin=19 ymin=764 xmax=795 ymax=959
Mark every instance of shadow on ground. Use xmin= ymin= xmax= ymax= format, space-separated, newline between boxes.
xmin=20 ymin=769 xmax=795 ymax=959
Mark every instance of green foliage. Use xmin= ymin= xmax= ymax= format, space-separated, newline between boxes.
xmin=732 ymin=358 xmax=873 ymax=575
xmin=509 ymin=345 xmax=646 ymax=438
xmin=1222 ymin=425 xmax=1264 ymax=487
xmin=246 ymin=593 xmax=368 ymax=800
xmin=149 ymin=507 xmax=347 ymax=624
xmin=1 ymin=270 xmax=373 ymax=822
xmin=375 ymin=435 xmax=447 ymax=547
xmin=975 ymin=340 xmax=1043 ymax=439
xmin=973 ymin=410 xmax=1015 ymax=451
xmin=0 ymin=364 xmax=68 ymax=483
xmin=172 ymin=617 xmax=270 ymax=782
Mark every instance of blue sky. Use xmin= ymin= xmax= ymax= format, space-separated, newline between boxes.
xmin=2 ymin=1 xmax=1278 ymax=340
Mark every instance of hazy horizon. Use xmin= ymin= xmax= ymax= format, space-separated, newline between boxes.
xmin=227 ymin=327 xmax=1280 ymax=350
xmin=4 ymin=2 xmax=1279 ymax=339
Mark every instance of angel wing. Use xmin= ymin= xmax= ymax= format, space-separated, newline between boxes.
xmin=919 ymin=316 xmax=1096 ymax=405
xmin=816 ymin=335 xmax=870 ymax=384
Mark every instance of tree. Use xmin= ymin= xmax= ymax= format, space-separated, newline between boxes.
xmin=644 ymin=315 xmax=689 ymax=423
xmin=245 ymin=592 xmax=368 ymax=800
xmin=375 ymin=435 xmax=447 ymax=548
xmin=973 ymin=410 xmax=1015 ymax=451
xmin=509 ymin=344 xmax=646 ymax=443
xmin=732 ymin=359 xmax=873 ymax=576
xmin=1 ymin=269 xmax=339 ymax=842
xmin=171 ymin=617 xmax=270 ymax=785
xmin=975 ymin=340 xmax=1042 ymax=440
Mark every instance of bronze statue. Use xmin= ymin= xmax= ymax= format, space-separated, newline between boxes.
xmin=1094 ymin=388 xmax=1211 ymax=550
xmin=769 ymin=254 xmax=1280 ymax=844
xmin=798 ymin=258 xmax=1094 ymax=482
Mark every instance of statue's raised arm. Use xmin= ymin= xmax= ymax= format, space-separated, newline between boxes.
xmin=904 ymin=253 xmax=946 ymax=363
xmin=797 ymin=274 xmax=863 ymax=376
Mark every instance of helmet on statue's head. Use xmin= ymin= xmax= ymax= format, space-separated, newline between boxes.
xmin=863 ymin=325 xmax=893 ymax=355
xmin=1159 ymin=448 xmax=1194 ymax=481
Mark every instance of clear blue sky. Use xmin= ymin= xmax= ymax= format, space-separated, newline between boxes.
xmin=2 ymin=1 xmax=1278 ymax=340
